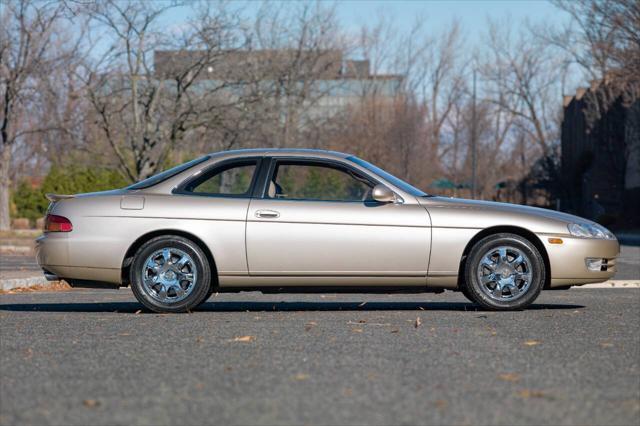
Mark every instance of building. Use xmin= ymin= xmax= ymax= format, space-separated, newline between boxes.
xmin=153 ymin=49 xmax=403 ymax=117
xmin=561 ymin=81 xmax=640 ymax=228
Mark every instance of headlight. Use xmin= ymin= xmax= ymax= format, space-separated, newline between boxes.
xmin=568 ymin=223 xmax=616 ymax=239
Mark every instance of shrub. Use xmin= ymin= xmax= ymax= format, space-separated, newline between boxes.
xmin=12 ymin=166 xmax=129 ymax=223
xmin=11 ymin=180 xmax=48 ymax=224
xmin=41 ymin=165 xmax=129 ymax=196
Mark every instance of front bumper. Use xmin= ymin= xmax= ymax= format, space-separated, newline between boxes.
xmin=542 ymin=236 xmax=620 ymax=287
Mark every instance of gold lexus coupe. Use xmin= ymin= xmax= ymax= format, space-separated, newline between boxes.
xmin=36 ymin=149 xmax=619 ymax=312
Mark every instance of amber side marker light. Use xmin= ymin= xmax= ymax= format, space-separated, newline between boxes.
xmin=548 ymin=238 xmax=563 ymax=244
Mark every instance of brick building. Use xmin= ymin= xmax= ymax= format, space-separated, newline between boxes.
xmin=561 ymin=82 xmax=640 ymax=228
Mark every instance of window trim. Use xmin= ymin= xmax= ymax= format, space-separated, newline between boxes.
xmin=172 ymin=157 xmax=264 ymax=199
xmin=260 ymin=157 xmax=380 ymax=203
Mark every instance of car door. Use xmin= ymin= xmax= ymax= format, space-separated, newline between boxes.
xmin=246 ymin=157 xmax=431 ymax=279
xmin=169 ymin=157 xmax=263 ymax=276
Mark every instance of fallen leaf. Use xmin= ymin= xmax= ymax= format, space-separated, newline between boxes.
xmin=518 ymin=389 xmax=549 ymax=399
xmin=434 ymin=399 xmax=448 ymax=410
xmin=418 ymin=306 xmax=425 ymax=310
xmin=83 ymin=399 xmax=100 ymax=408
xmin=523 ymin=340 xmax=540 ymax=346
xmin=358 ymin=301 xmax=367 ymax=307
xmin=134 ymin=310 xmax=142 ymax=314
xmin=352 ymin=328 xmax=363 ymax=333
xmin=294 ymin=373 xmax=309 ymax=381
xmin=196 ymin=336 xmax=204 ymax=343
xmin=414 ymin=317 xmax=422 ymax=328
xmin=231 ymin=335 xmax=255 ymax=342
xmin=304 ymin=321 xmax=317 ymax=332
xmin=390 ymin=329 xmax=399 ymax=333
xmin=499 ymin=373 xmax=520 ymax=382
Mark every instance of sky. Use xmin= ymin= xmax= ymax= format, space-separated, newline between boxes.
xmin=337 ymin=0 xmax=569 ymax=37
xmin=157 ymin=0 xmax=571 ymax=44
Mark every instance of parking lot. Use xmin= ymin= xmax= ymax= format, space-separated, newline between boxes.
xmin=1 ymin=288 xmax=638 ymax=425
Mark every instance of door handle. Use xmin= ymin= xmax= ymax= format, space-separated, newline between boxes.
xmin=255 ymin=209 xmax=280 ymax=218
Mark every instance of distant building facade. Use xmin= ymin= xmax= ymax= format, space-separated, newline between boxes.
xmin=154 ymin=49 xmax=403 ymax=117
xmin=561 ymin=82 xmax=640 ymax=228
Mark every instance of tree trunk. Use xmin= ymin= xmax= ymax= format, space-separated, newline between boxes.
xmin=0 ymin=145 xmax=12 ymax=231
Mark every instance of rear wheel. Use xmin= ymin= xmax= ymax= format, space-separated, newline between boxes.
xmin=461 ymin=233 xmax=545 ymax=310
xmin=130 ymin=236 xmax=212 ymax=313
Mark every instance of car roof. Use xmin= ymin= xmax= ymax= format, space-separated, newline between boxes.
xmin=208 ymin=148 xmax=352 ymax=160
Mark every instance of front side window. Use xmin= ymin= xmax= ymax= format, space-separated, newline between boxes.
xmin=268 ymin=161 xmax=373 ymax=202
xmin=182 ymin=161 xmax=257 ymax=196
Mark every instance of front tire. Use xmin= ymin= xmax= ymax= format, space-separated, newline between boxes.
xmin=130 ymin=236 xmax=212 ymax=313
xmin=461 ymin=233 xmax=545 ymax=310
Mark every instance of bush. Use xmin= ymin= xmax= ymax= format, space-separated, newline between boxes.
xmin=41 ymin=165 xmax=129 ymax=196
xmin=11 ymin=180 xmax=48 ymax=224
xmin=12 ymin=166 xmax=129 ymax=224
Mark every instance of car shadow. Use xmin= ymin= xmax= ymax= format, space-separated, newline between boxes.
xmin=0 ymin=300 xmax=585 ymax=313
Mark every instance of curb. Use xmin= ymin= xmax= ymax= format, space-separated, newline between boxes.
xmin=0 ymin=245 xmax=32 ymax=254
xmin=0 ymin=276 xmax=61 ymax=292
xmin=574 ymin=280 xmax=640 ymax=289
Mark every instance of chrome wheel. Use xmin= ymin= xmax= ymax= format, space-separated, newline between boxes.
xmin=141 ymin=248 xmax=197 ymax=304
xmin=476 ymin=245 xmax=532 ymax=301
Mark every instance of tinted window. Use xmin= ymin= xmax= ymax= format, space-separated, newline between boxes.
xmin=127 ymin=156 xmax=210 ymax=190
xmin=269 ymin=162 xmax=373 ymax=202
xmin=183 ymin=161 xmax=257 ymax=196
xmin=347 ymin=156 xmax=427 ymax=196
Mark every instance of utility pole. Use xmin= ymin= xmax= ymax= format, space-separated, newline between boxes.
xmin=471 ymin=69 xmax=477 ymax=199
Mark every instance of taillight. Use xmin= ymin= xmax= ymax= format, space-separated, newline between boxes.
xmin=45 ymin=214 xmax=73 ymax=232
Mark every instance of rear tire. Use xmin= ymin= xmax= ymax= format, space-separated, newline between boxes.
xmin=461 ymin=233 xmax=545 ymax=310
xmin=130 ymin=236 xmax=212 ymax=313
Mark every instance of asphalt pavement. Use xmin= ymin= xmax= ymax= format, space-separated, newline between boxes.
xmin=1 ymin=288 xmax=638 ymax=425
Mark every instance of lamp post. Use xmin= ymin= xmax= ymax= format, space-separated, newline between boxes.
xmin=471 ymin=69 xmax=477 ymax=199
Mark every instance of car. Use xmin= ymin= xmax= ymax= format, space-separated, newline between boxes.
xmin=36 ymin=149 xmax=620 ymax=312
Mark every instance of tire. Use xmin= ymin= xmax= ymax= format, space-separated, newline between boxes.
xmin=197 ymin=284 xmax=218 ymax=308
xmin=461 ymin=233 xmax=545 ymax=310
xmin=130 ymin=235 xmax=212 ymax=313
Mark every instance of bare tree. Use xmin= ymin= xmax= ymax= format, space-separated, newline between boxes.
xmin=248 ymin=1 xmax=345 ymax=148
xmin=547 ymin=0 xmax=639 ymax=130
xmin=0 ymin=0 xmax=74 ymax=230
xmin=481 ymin=19 xmax=564 ymax=156
xmin=79 ymin=0 xmax=249 ymax=182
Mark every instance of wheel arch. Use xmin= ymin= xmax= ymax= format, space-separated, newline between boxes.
xmin=457 ymin=225 xmax=551 ymax=290
xmin=121 ymin=229 xmax=218 ymax=287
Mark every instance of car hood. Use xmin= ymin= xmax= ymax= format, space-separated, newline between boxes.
xmin=429 ymin=197 xmax=589 ymax=223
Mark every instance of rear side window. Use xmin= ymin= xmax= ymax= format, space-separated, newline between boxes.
xmin=181 ymin=160 xmax=258 ymax=196
xmin=127 ymin=156 xmax=210 ymax=190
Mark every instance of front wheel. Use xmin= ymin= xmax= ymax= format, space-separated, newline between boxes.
xmin=461 ymin=233 xmax=545 ymax=310
xmin=130 ymin=236 xmax=212 ymax=313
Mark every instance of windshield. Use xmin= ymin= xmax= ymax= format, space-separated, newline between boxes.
xmin=347 ymin=156 xmax=428 ymax=197
xmin=127 ymin=155 xmax=210 ymax=190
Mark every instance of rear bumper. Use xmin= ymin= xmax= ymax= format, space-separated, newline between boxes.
xmin=36 ymin=234 xmax=121 ymax=284
xmin=543 ymin=236 xmax=619 ymax=287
